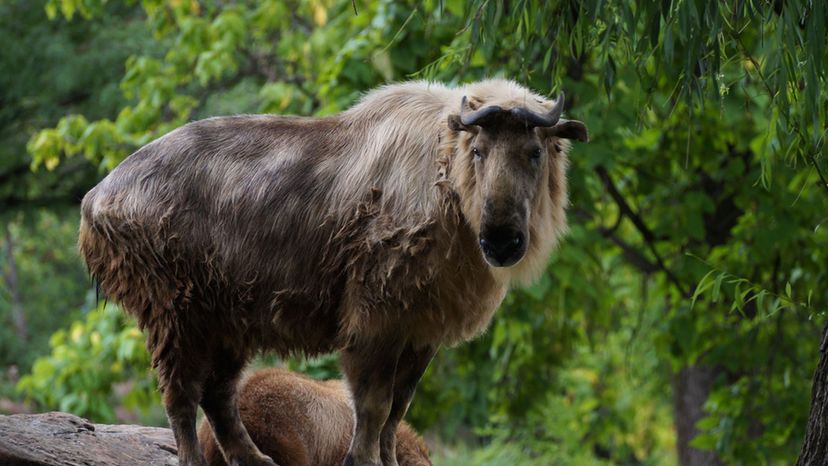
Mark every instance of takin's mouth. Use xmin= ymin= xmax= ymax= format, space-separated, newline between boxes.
xmin=482 ymin=253 xmax=525 ymax=268
xmin=478 ymin=228 xmax=527 ymax=267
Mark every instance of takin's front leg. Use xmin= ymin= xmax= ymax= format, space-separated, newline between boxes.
xmin=341 ymin=339 xmax=405 ymax=466
xmin=379 ymin=343 xmax=437 ymax=466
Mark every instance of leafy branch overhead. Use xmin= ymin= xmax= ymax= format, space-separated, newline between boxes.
xmin=29 ymin=0 xmax=827 ymax=178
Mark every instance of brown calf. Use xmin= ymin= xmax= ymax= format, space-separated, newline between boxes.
xmin=198 ymin=368 xmax=431 ymax=466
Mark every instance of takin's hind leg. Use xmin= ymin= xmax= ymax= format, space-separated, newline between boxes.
xmin=161 ymin=368 xmax=210 ymax=466
xmin=200 ymin=353 xmax=276 ymax=466
xmin=151 ymin=321 xmax=212 ymax=466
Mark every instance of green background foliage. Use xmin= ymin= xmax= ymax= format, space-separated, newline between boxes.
xmin=2 ymin=0 xmax=827 ymax=465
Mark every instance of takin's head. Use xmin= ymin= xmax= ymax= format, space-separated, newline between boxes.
xmin=447 ymin=82 xmax=588 ymax=280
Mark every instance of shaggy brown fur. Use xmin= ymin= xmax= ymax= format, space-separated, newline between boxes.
xmin=78 ymin=79 xmax=587 ymax=466
xmin=198 ymin=368 xmax=431 ymax=466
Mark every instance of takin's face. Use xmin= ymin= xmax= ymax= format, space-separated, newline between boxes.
xmin=448 ymin=93 xmax=587 ymax=269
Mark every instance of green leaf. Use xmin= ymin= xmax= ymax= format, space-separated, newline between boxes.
xmin=691 ymin=269 xmax=717 ymax=309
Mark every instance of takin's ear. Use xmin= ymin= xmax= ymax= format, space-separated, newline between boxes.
xmin=447 ymin=114 xmax=478 ymax=133
xmin=541 ymin=119 xmax=589 ymax=142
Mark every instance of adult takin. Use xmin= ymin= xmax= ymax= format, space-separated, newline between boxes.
xmin=197 ymin=368 xmax=432 ymax=466
xmin=78 ymin=79 xmax=588 ymax=466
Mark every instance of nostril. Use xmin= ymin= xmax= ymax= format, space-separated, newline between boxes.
xmin=479 ymin=237 xmax=491 ymax=251
xmin=480 ymin=228 xmax=524 ymax=253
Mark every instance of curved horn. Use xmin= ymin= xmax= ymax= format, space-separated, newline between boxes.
xmin=509 ymin=92 xmax=566 ymax=128
xmin=548 ymin=91 xmax=565 ymax=124
xmin=459 ymin=96 xmax=504 ymax=126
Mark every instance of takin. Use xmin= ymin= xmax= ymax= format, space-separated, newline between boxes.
xmin=78 ymin=79 xmax=588 ymax=466
xmin=198 ymin=368 xmax=431 ymax=466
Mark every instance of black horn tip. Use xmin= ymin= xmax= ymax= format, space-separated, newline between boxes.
xmin=548 ymin=91 xmax=565 ymax=122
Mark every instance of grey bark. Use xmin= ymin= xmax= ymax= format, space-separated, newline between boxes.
xmin=796 ymin=321 xmax=828 ymax=466
xmin=3 ymin=222 xmax=27 ymax=342
xmin=0 ymin=412 xmax=177 ymax=466
xmin=673 ymin=365 xmax=724 ymax=466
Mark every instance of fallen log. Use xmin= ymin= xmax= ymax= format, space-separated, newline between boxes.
xmin=0 ymin=412 xmax=176 ymax=466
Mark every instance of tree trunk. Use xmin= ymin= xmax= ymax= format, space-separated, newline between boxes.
xmin=3 ymin=222 xmax=28 ymax=343
xmin=796 ymin=320 xmax=828 ymax=465
xmin=673 ymin=365 xmax=723 ymax=466
xmin=0 ymin=412 xmax=176 ymax=466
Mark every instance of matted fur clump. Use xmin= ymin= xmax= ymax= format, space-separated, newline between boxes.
xmin=79 ymin=79 xmax=587 ymax=466
xmin=197 ymin=368 xmax=431 ymax=466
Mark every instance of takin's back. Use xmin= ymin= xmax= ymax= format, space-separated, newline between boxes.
xmin=197 ymin=368 xmax=432 ymax=466
xmin=78 ymin=114 xmax=359 ymax=356
xmin=80 ymin=115 xmax=347 ymax=293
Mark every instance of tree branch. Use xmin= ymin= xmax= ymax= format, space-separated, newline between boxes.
xmin=0 ymin=412 xmax=176 ymax=465
xmin=601 ymin=229 xmax=661 ymax=275
xmin=595 ymin=165 xmax=689 ymax=296
xmin=573 ymin=207 xmax=658 ymax=274
xmin=810 ymin=153 xmax=828 ymax=198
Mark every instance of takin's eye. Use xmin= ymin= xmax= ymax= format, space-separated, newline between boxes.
xmin=472 ymin=147 xmax=483 ymax=161
xmin=529 ymin=147 xmax=542 ymax=162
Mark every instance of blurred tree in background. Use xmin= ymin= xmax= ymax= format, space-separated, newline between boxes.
xmin=4 ymin=1 xmax=828 ymax=465
xmin=0 ymin=0 xmax=154 ymax=404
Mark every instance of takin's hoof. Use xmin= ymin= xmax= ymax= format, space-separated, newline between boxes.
xmin=177 ymin=453 xmax=208 ymax=466
xmin=342 ymin=453 xmax=382 ymax=466
xmin=230 ymin=454 xmax=278 ymax=466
